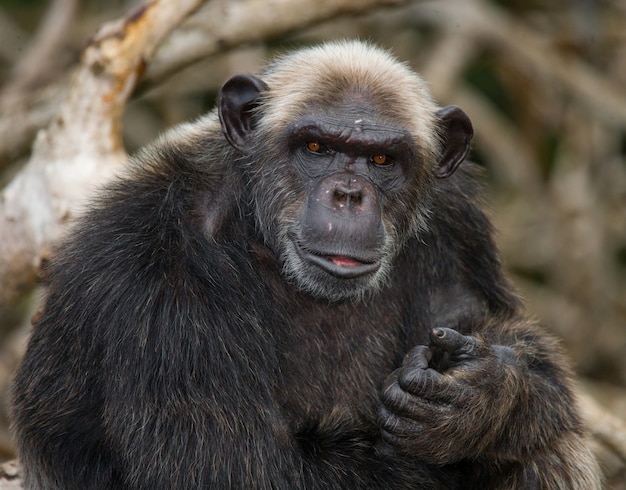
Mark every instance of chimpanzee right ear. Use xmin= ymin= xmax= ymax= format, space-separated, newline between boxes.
xmin=218 ymin=74 xmax=268 ymax=154
xmin=434 ymin=106 xmax=473 ymax=179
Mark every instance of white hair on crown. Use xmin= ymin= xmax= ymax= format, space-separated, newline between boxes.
xmin=257 ymin=40 xmax=442 ymax=158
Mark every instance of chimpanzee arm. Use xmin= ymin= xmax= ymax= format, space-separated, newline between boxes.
xmin=378 ymin=317 xmax=602 ymax=489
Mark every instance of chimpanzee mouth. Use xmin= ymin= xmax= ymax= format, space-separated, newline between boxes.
xmin=293 ymin=242 xmax=381 ymax=279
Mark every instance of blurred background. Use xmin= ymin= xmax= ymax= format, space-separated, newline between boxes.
xmin=0 ymin=0 xmax=624 ymax=477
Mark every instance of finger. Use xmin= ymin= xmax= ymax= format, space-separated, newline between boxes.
xmin=381 ymin=375 xmax=410 ymax=413
xmin=383 ymin=369 xmax=446 ymax=409
xmin=429 ymin=327 xmax=476 ymax=354
xmin=378 ymin=406 xmax=423 ymax=438
xmin=401 ymin=345 xmax=431 ymax=370
xmin=398 ymin=364 xmax=443 ymax=397
xmin=398 ymin=346 xmax=444 ymax=396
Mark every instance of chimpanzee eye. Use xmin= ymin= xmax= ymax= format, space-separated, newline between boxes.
xmin=307 ymin=141 xmax=321 ymax=153
xmin=305 ymin=141 xmax=335 ymax=156
xmin=371 ymin=154 xmax=391 ymax=166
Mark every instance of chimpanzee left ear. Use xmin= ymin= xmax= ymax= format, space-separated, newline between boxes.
xmin=218 ymin=74 xmax=269 ymax=154
xmin=434 ymin=106 xmax=473 ymax=179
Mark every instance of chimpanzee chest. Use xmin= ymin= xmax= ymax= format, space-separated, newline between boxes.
xmin=274 ymin=297 xmax=406 ymax=426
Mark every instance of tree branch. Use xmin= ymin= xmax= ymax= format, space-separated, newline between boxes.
xmin=0 ymin=0 xmax=208 ymax=317
xmin=2 ymin=0 xmax=78 ymax=97
xmin=140 ymin=0 xmax=409 ymax=91
xmin=411 ymin=0 xmax=626 ymax=127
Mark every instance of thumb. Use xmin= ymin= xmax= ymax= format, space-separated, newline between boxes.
xmin=429 ymin=327 xmax=479 ymax=356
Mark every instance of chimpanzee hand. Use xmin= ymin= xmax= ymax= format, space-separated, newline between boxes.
xmin=378 ymin=328 xmax=519 ymax=464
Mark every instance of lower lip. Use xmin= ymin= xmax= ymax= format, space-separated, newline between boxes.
xmin=300 ymin=249 xmax=380 ymax=279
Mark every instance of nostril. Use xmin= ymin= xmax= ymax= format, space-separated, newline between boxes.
xmin=333 ymin=188 xmax=363 ymax=207
xmin=334 ymin=182 xmax=363 ymax=207
xmin=333 ymin=190 xmax=347 ymax=205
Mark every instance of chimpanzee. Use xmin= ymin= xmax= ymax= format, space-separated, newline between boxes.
xmin=11 ymin=41 xmax=601 ymax=489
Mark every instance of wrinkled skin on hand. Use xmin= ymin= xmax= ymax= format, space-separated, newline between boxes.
xmin=378 ymin=328 xmax=521 ymax=464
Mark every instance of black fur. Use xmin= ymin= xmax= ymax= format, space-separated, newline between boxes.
xmin=11 ymin=42 xmax=599 ymax=489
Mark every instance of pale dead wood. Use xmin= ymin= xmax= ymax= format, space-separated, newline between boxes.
xmin=141 ymin=0 xmax=409 ymax=89
xmin=0 ymin=0 xmax=208 ymax=319
xmin=0 ymin=460 xmax=20 ymax=490
xmin=0 ymin=84 xmax=63 ymax=171
xmin=579 ymin=390 xmax=626 ymax=488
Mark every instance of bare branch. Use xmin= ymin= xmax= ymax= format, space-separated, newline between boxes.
xmin=0 ymin=0 xmax=78 ymax=169
xmin=0 ymin=9 xmax=27 ymax=64
xmin=417 ymin=33 xmax=541 ymax=191
xmin=0 ymin=0 xmax=208 ymax=316
xmin=3 ymin=0 xmax=78 ymax=97
xmin=579 ymin=389 xmax=626 ymax=486
xmin=141 ymin=0 xmax=409 ymax=90
xmin=0 ymin=84 xmax=64 ymax=170
xmin=454 ymin=84 xmax=542 ymax=192
xmin=0 ymin=460 xmax=21 ymax=489
xmin=412 ymin=0 xmax=626 ymax=127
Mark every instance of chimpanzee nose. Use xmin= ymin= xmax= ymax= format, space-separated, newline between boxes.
xmin=332 ymin=178 xmax=363 ymax=209
xmin=302 ymin=172 xmax=385 ymax=252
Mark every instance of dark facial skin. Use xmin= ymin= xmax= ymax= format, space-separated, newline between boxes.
xmin=286 ymin=112 xmax=415 ymax=280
